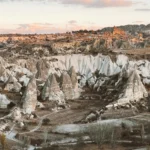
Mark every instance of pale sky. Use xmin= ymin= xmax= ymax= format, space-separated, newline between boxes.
xmin=0 ymin=0 xmax=150 ymax=34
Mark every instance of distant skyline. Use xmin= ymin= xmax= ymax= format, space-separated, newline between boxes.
xmin=0 ymin=0 xmax=150 ymax=34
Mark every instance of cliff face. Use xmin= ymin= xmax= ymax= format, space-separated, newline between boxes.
xmin=44 ymin=54 xmax=149 ymax=107
xmin=0 ymin=53 xmax=150 ymax=113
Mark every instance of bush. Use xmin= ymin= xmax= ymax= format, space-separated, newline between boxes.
xmin=42 ymin=118 xmax=50 ymax=125
xmin=86 ymin=123 xmax=121 ymax=149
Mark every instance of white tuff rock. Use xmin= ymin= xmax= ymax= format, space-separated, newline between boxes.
xmin=42 ymin=74 xmax=65 ymax=105
xmin=22 ymin=76 xmax=37 ymax=114
xmin=118 ymin=69 xmax=148 ymax=105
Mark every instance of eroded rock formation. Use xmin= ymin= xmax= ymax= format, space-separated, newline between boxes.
xmin=113 ymin=26 xmax=126 ymax=36
xmin=11 ymin=107 xmax=22 ymax=120
xmin=4 ymin=75 xmax=22 ymax=92
xmin=0 ymin=94 xmax=10 ymax=109
xmin=22 ymin=76 xmax=37 ymax=114
xmin=61 ymin=72 xmax=74 ymax=100
xmin=69 ymin=66 xmax=80 ymax=99
xmin=0 ymin=57 xmax=9 ymax=82
xmin=0 ymin=53 xmax=150 ymax=114
xmin=36 ymin=59 xmax=49 ymax=81
xmin=118 ymin=69 xmax=148 ymax=105
xmin=42 ymin=74 xmax=65 ymax=105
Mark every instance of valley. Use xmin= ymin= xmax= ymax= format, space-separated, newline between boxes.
xmin=0 ymin=26 xmax=150 ymax=150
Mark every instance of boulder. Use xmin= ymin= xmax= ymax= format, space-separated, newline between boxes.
xmin=36 ymin=101 xmax=45 ymax=109
xmin=19 ymin=75 xmax=30 ymax=86
xmin=85 ymin=112 xmax=99 ymax=122
xmin=11 ymin=107 xmax=22 ymax=120
xmin=4 ymin=75 xmax=22 ymax=92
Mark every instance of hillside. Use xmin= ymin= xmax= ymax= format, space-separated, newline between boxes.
xmin=100 ymin=24 xmax=150 ymax=35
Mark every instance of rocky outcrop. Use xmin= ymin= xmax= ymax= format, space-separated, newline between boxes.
xmin=0 ymin=53 xmax=150 ymax=114
xmin=106 ymin=69 xmax=148 ymax=110
xmin=0 ymin=58 xmax=5 ymax=77
xmin=92 ymin=39 xmax=107 ymax=52
xmin=69 ymin=67 xmax=78 ymax=89
xmin=42 ymin=74 xmax=65 ymax=105
xmin=0 ymin=94 xmax=10 ymax=109
xmin=113 ymin=26 xmax=126 ymax=36
xmin=120 ymin=41 xmax=133 ymax=49
xmin=42 ymin=69 xmax=80 ymax=103
xmin=0 ymin=57 xmax=9 ymax=82
xmin=22 ymin=76 xmax=37 ymax=114
xmin=61 ymin=72 xmax=74 ymax=100
xmin=17 ymin=59 xmax=37 ymax=74
xmin=118 ymin=69 xmax=148 ymax=105
xmin=36 ymin=59 xmax=49 ymax=81
xmin=41 ymin=75 xmax=51 ymax=100
xmin=48 ymin=54 xmax=121 ymax=88
xmin=69 ymin=66 xmax=80 ymax=99
xmin=100 ymin=24 xmax=150 ymax=34
xmin=4 ymin=75 xmax=22 ymax=92
xmin=11 ymin=65 xmax=32 ymax=87
xmin=11 ymin=107 xmax=22 ymax=120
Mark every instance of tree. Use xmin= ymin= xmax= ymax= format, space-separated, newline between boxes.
xmin=42 ymin=118 xmax=50 ymax=125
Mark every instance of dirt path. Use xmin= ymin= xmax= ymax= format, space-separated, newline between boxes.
xmin=19 ymin=113 xmax=53 ymax=135
xmin=49 ymin=109 xmax=89 ymax=124
xmin=19 ymin=108 xmax=90 ymax=135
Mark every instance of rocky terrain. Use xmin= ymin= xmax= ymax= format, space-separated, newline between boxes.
xmin=0 ymin=26 xmax=150 ymax=150
xmin=100 ymin=24 xmax=150 ymax=35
